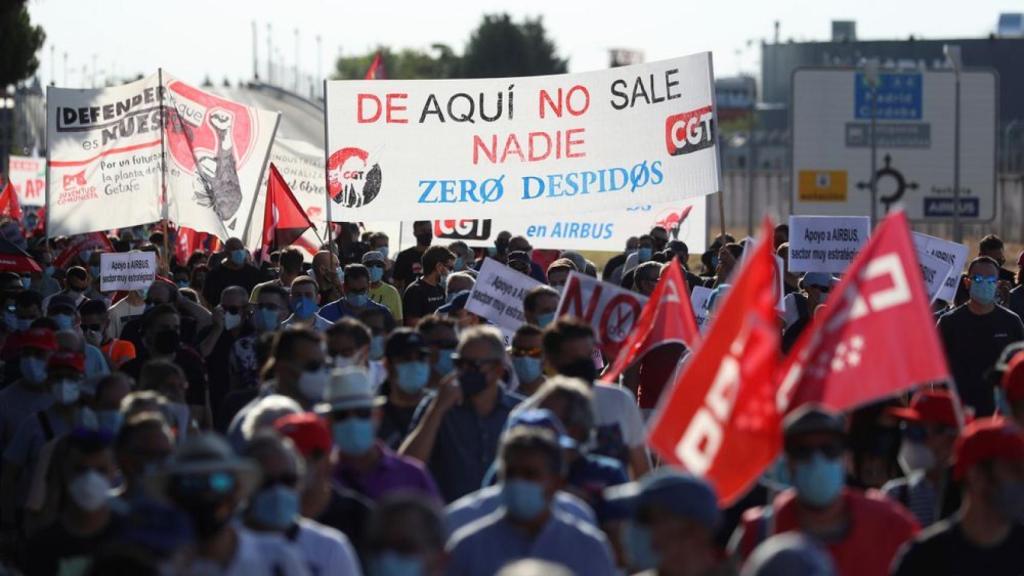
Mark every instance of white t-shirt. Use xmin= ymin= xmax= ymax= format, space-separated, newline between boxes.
xmin=289 ymin=518 xmax=363 ymax=576
xmin=190 ymin=526 xmax=309 ymax=576
xmin=592 ymin=383 xmax=645 ymax=449
xmin=107 ymin=297 xmax=145 ymax=339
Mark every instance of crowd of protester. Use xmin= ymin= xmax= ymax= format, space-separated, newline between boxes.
xmin=0 ymin=219 xmax=1020 ymax=575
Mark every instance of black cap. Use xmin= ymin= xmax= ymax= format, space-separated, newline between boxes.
xmin=437 ymin=290 xmax=470 ymax=314
xmin=385 ymin=328 xmax=430 ymax=359
xmin=783 ymin=403 xmax=846 ymax=440
xmin=48 ymin=294 xmax=78 ymax=314
xmin=507 ymin=251 xmax=530 ymax=264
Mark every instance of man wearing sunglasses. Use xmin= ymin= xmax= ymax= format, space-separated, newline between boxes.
xmin=510 ymin=324 xmax=545 ymax=397
xmin=939 ymin=256 xmax=1024 ymax=417
xmin=401 ymin=326 xmax=524 ymax=503
xmin=362 ymin=251 xmax=403 ymax=324
xmin=780 ymin=272 xmax=836 ymax=353
xmin=732 ymin=404 xmax=919 ymax=576
xmin=882 ymin=390 xmax=962 ymax=527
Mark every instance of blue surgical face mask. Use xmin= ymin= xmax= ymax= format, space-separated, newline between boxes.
xmin=255 ymin=308 xmax=280 ymax=332
xmin=249 ymin=485 xmax=299 ymax=531
xmin=996 ymin=386 xmax=1013 ymax=416
xmin=638 ymin=247 xmax=653 ymax=262
xmin=20 ymin=277 xmax=30 ymax=290
xmin=368 ymin=267 xmax=384 ymax=283
xmin=81 ymin=250 xmax=94 ymax=265
xmin=512 ymin=356 xmax=543 ymax=384
xmin=176 ymin=280 xmax=189 ymax=289
xmin=44 ymin=265 xmax=55 ymax=278
xmin=333 ymin=418 xmax=375 ymax=456
xmin=396 ymin=361 xmax=430 ymax=395
xmin=367 ymin=551 xmax=424 ymax=576
xmin=348 ymin=292 xmax=369 ymax=307
xmin=624 ymin=521 xmax=660 ymax=572
xmin=291 ymin=296 xmax=318 ymax=320
xmin=89 ymin=265 xmax=101 ymax=279
xmin=501 ymin=478 xmax=548 ymax=521
xmin=536 ymin=312 xmax=555 ymax=329
xmin=433 ymin=348 xmax=455 ymax=377
xmin=970 ymin=279 xmax=997 ymax=305
xmin=336 ymin=267 xmax=346 ymax=284
xmin=378 ymin=246 xmax=390 ymax=260
xmin=96 ymin=410 xmax=124 ymax=434
xmin=52 ymin=314 xmax=74 ymax=331
xmin=792 ymin=453 xmax=845 ymax=508
xmin=454 ymin=257 xmax=464 ymax=271
xmin=369 ymin=335 xmax=386 ymax=360
xmin=230 ymin=249 xmax=247 ymax=266
xmin=20 ymin=357 xmax=48 ymax=385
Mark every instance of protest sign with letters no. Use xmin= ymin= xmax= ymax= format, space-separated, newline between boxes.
xmin=100 ymin=252 xmax=157 ymax=292
xmin=912 ymin=231 xmax=968 ymax=303
xmin=691 ymin=286 xmax=713 ymax=333
xmin=556 ymin=272 xmax=647 ymax=359
xmin=915 ymin=249 xmax=954 ymax=303
xmin=466 ymin=258 xmax=543 ymax=344
xmin=325 ymin=53 xmax=720 ymax=222
xmin=788 ymin=215 xmax=870 ymax=274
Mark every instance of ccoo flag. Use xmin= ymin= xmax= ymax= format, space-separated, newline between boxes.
xmin=647 ymin=218 xmax=782 ymax=505
xmin=777 ymin=211 xmax=951 ymax=412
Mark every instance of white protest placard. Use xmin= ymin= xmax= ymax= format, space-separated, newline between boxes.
xmin=99 ymin=252 xmax=157 ymax=292
xmin=912 ymin=231 xmax=968 ymax=303
xmin=325 ymin=54 xmax=720 ymax=222
xmin=915 ymin=249 xmax=954 ymax=303
xmin=691 ymin=286 xmax=713 ymax=334
xmin=8 ymin=155 xmax=46 ymax=207
xmin=465 ymin=258 xmax=543 ymax=344
xmin=245 ymin=138 xmax=326 ymax=257
xmin=47 ymin=75 xmax=165 ymax=236
xmin=788 ymin=215 xmax=870 ymax=274
xmin=556 ymin=272 xmax=647 ymax=359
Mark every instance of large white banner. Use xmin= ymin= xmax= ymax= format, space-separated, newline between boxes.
xmin=7 ymin=155 xmax=46 ymax=207
xmin=395 ymin=198 xmax=707 ymax=254
xmin=47 ymin=75 xmax=164 ymax=236
xmin=244 ymin=138 xmax=326 ymax=257
xmin=325 ymin=53 xmax=721 ymax=221
xmin=47 ymin=73 xmax=279 ymax=239
xmin=163 ymin=73 xmax=280 ymax=240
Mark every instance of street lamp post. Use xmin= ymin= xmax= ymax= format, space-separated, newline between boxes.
xmin=864 ymin=59 xmax=879 ymax=229
xmin=945 ymin=44 xmax=963 ymax=243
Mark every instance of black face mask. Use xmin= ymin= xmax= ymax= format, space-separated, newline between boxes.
xmin=153 ymin=329 xmax=180 ymax=355
xmin=174 ymin=495 xmax=232 ymax=539
xmin=459 ymin=367 xmax=488 ymax=398
xmin=559 ymin=358 xmax=597 ymax=383
xmin=415 ymin=233 xmax=432 ymax=247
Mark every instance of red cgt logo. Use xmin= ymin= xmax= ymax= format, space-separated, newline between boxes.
xmin=664 ymin=106 xmax=714 ymax=156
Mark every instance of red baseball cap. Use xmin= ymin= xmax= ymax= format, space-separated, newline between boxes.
xmin=1002 ymin=352 xmax=1024 ymax=404
xmin=887 ymin=390 xmax=960 ymax=428
xmin=48 ymin=351 xmax=85 ymax=374
xmin=21 ymin=328 xmax=58 ymax=353
xmin=954 ymin=417 xmax=1024 ymax=480
xmin=273 ymin=412 xmax=332 ymax=458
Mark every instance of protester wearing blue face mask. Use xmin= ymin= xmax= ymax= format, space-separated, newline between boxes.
xmin=320 ymin=264 xmax=394 ymax=327
xmin=202 ymin=237 xmax=263 ymax=308
xmin=731 ymin=404 xmax=920 ymax=576
xmin=362 ymin=251 xmax=403 ymax=324
xmin=446 ymin=427 xmax=616 ymax=576
xmin=938 ymin=256 xmax=1024 ymax=417
xmin=523 ymin=285 xmax=560 ymax=330
xmin=365 ymin=496 xmax=447 ymax=576
xmin=281 ymin=276 xmax=332 ymax=331
xmin=510 ymin=324 xmax=545 ymax=397
xmin=318 ymin=366 xmax=440 ymax=502
xmin=0 ymin=328 xmax=57 ymax=450
xmin=244 ymin=433 xmax=362 ymax=576
xmin=376 ymin=329 xmax=432 ymax=450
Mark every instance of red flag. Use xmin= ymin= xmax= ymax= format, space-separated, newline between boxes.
xmin=602 ymin=257 xmax=701 ymax=384
xmin=364 ymin=52 xmax=386 ymax=80
xmin=778 ymin=211 xmax=950 ymax=412
xmin=175 ymin=226 xmax=198 ymax=267
xmin=54 ymin=232 xmax=113 ymax=268
xmin=0 ymin=182 xmax=22 ymax=221
xmin=647 ymin=218 xmax=782 ymax=506
xmin=261 ymin=163 xmax=316 ymax=261
xmin=0 ymin=235 xmax=40 ymax=273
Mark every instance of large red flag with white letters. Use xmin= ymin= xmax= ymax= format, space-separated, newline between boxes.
xmin=0 ymin=182 xmax=22 ymax=222
xmin=647 ymin=218 xmax=782 ymax=505
xmin=602 ymin=257 xmax=700 ymax=384
xmin=777 ymin=211 xmax=950 ymax=412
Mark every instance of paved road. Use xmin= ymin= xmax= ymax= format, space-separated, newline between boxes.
xmin=214 ymin=85 xmax=325 ymax=148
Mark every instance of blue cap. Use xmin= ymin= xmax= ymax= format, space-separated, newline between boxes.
xmin=437 ymin=290 xmax=471 ymax=314
xmin=602 ymin=468 xmax=720 ymax=530
xmin=741 ymin=533 xmax=836 ymax=576
xmin=801 ymin=272 xmax=837 ymax=290
xmin=505 ymin=408 xmax=577 ymax=450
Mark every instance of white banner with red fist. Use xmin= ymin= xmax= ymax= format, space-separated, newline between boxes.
xmin=325 ymin=53 xmax=720 ymax=222
xmin=47 ymin=73 xmax=279 ymax=239
xmin=7 ymin=155 xmax=46 ymax=207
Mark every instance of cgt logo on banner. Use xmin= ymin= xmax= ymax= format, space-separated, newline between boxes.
xmin=556 ymin=272 xmax=647 ymax=359
xmin=324 ymin=53 xmax=720 ymax=222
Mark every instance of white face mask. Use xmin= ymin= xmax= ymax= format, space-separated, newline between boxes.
xmin=298 ymin=368 xmax=330 ymax=402
xmin=68 ymin=470 xmax=111 ymax=512
xmin=223 ymin=312 xmax=242 ymax=331
xmin=898 ymin=439 xmax=937 ymax=475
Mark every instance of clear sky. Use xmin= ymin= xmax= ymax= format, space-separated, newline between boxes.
xmin=28 ymin=0 xmax=1019 ymax=88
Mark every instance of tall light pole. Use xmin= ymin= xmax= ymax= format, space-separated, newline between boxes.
xmin=267 ymin=23 xmax=273 ymax=85
xmin=294 ymin=28 xmax=300 ymax=92
xmin=944 ymin=44 xmax=963 ymax=243
xmin=252 ymin=21 xmax=259 ymax=80
xmin=863 ymin=58 xmax=880 ymax=229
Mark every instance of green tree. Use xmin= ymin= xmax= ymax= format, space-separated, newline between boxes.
xmin=0 ymin=2 xmax=45 ymax=87
xmin=460 ymin=14 xmax=566 ymax=78
xmin=333 ymin=45 xmax=459 ymax=80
